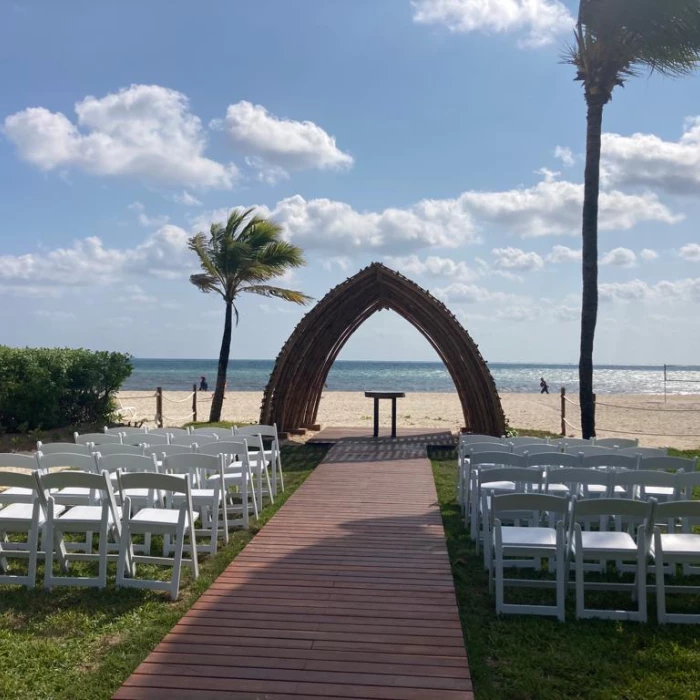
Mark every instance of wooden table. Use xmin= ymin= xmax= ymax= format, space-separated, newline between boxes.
xmin=364 ymin=391 xmax=406 ymax=438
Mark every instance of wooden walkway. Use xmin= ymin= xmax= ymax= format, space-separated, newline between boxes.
xmin=114 ymin=439 xmax=472 ymax=700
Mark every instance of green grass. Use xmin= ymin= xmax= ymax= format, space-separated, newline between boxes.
xmin=0 ymin=444 xmax=326 ymax=700
xmin=430 ymin=448 xmax=700 ymax=700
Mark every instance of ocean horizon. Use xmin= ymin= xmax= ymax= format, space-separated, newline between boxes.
xmin=122 ymin=359 xmax=700 ymax=395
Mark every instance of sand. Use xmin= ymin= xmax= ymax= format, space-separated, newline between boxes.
xmin=116 ymin=390 xmax=700 ymax=450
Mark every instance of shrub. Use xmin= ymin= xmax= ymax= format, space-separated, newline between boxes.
xmin=0 ymin=347 xmax=132 ymax=431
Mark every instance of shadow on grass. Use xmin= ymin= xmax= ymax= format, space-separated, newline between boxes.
xmin=0 ymin=444 xmax=327 ymax=700
xmin=429 ymin=447 xmax=700 ymax=700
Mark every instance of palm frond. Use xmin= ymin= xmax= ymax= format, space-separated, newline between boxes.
xmin=189 ymin=273 xmax=223 ymax=297
xmin=242 ymin=284 xmax=313 ymax=305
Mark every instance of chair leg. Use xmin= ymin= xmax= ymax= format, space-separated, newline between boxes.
xmin=116 ymin=522 xmax=131 ymax=587
xmin=27 ymin=520 xmax=40 ymax=590
xmin=98 ymin=519 xmax=109 ymax=590
xmin=637 ymin=545 xmax=647 ymax=623
xmin=575 ymin=551 xmax=585 ymax=619
xmin=495 ymin=539 xmax=504 ymax=615
xmin=556 ymin=547 xmax=566 ymax=622
xmin=170 ymin=529 xmax=185 ymax=601
xmin=276 ymin=451 xmax=284 ymax=492
xmin=43 ymin=517 xmax=54 ymax=591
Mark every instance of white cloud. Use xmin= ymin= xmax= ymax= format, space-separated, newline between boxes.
xmin=129 ymin=201 xmax=169 ymax=228
xmin=435 ymin=281 xmax=522 ymax=304
xmin=680 ymin=243 xmax=700 ymax=261
xmin=384 ymin=254 xmax=478 ymax=279
xmin=601 ymin=247 xmax=637 ymax=268
xmin=169 ymin=191 xmax=202 ymax=207
xmin=33 ymin=310 xmax=77 ymax=321
xmin=412 ymin=0 xmax=574 ymax=48
xmin=213 ymin=101 xmax=353 ymax=181
xmin=3 ymin=84 xmax=238 ymax=189
xmin=554 ymin=146 xmax=575 ymax=167
xmin=322 ymin=256 xmax=352 ymax=271
xmin=600 ymin=117 xmax=700 ymax=195
xmin=118 ymin=284 xmax=159 ymax=305
xmin=640 ymin=249 xmax=658 ymax=261
xmin=546 ymin=245 xmax=581 ymax=263
xmin=491 ymin=246 xmax=544 ymax=271
xmin=0 ymin=225 xmax=193 ymax=292
xmin=460 ymin=174 xmax=681 ymax=237
xmin=600 ymin=278 xmax=700 ymax=303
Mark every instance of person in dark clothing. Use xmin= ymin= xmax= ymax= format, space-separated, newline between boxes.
xmin=540 ymin=377 xmax=549 ymax=394
xmin=199 ymin=376 xmax=208 ymax=391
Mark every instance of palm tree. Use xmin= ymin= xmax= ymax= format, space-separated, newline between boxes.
xmin=566 ymin=0 xmax=700 ymax=438
xmin=188 ymin=208 xmax=311 ymax=422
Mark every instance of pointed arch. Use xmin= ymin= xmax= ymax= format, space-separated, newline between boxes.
xmin=260 ymin=262 xmax=505 ymax=436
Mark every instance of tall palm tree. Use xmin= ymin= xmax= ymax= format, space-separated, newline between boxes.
xmin=189 ymin=208 xmax=311 ymax=422
xmin=566 ymin=0 xmax=700 ymax=438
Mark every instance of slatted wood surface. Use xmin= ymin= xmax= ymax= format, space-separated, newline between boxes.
xmin=114 ymin=442 xmax=472 ymax=700
xmin=307 ymin=427 xmax=456 ymax=446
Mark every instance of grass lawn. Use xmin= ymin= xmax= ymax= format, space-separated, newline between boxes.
xmin=431 ymin=447 xmax=700 ymax=700
xmin=0 ymin=443 xmax=326 ymax=700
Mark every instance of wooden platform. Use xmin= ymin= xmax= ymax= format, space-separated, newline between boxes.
xmin=114 ymin=441 xmax=472 ymax=700
xmin=307 ymin=426 xmax=456 ymax=447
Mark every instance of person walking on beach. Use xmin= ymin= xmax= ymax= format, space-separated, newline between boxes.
xmin=540 ymin=377 xmax=549 ymax=394
xmin=199 ymin=376 xmax=208 ymax=391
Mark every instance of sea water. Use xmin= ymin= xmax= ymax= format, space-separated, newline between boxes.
xmin=122 ymin=359 xmax=700 ymax=395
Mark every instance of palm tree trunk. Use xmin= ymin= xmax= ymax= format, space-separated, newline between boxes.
xmin=579 ymin=98 xmax=604 ymax=439
xmin=209 ymin=300 xmax=233 ymax=422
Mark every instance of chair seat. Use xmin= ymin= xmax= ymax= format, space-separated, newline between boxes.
xmin=586 ymin=485 xmax=610 ymax=495
xmin=131 ymin=508 xmax=198 ymax=526
xmin=122 ymin=488 xmax=154 ymax=499
xmin=543 ymin=484 xmax=570 ymax=494
xmin=482 ymin=481 xmax=516 ymax=492
xmin=500 ymin=526 xmax=558 ymax=547
xmin=644 ymin=486 xmax=674 ymax=497
xmin=574 ymin=531 xmax=637 ymax=553
xmin=56 ymin=505 xmax=121 ymax=524
xmin=54 ymin=487 xmax=92 ymax=498
xmin=0 ymin=502 xmax=59 ymax=523
xmin=653 ymin=533 xmax=700 ymax=555
xmin=1 ymin=486 xmax=34 ymax=498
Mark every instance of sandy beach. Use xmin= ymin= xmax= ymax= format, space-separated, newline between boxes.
xmin=117 ymin=390 xmax=700 ymax=450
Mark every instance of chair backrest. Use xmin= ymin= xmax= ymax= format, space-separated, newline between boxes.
xmin=97 ymin=453 xmax=158 ymax=474
xmin=75 ymin=432 xmax=122 ymax=445
xmin=581 ymin=454 xmax=638 ymax=471
xmin=459 ymin=434 xmax=503 ymax=445
xmin=130 ymin=433 xmax=169 ymax=447
xmin=163 ymin=453 xmax=221 ymax=475
xmin=570 ymin=445 xmax=617 ymax=457
xmin=479 ymin=467 xmax=543 ymax=487
xmin=639 ymin=456 xmax=697 ymax=473
xmin=618 ymin=447 xmax=668 ymax=458
xmin=675 ymin=471 xmax=700 ymax=499
xmin=0 ymin=468 xmax=42 ymax=491
xmin=204 ymin=427 xmax=236 ymax=440
xmin=655 ymin=499 xmax=700 ymax=522
xmin=197 ymin=439 xmax=249 ymax=461
xmin=469 ymin=442 xmax=511 ymax=455
xmin=36 ymin=442 xmax=90 ymax=455
xmin=512 ymin=445 xmax=561 ymax=457
xmin=143 ymin=444 xmax=195 ymax=458
xmin=557 ymin=438 xmax=594 ymax=447
xmin=90 ymin=444 xmax=145 ymax=457
xmin=507 ymin=436 xmax=549 ymax=446
xmin=571 ymin=496 xmax=653 ymax=521
xmin=105 ymin=426 xmax=148 ymax=435
xmin=0 ymin=453 xmax=40 ymax=470
xmin=546 ymin=467 xmax=612 ymax=487
xmin=612 ymin=469 xmax=677 ymax=492
xmin=37 ymin=452 xmax=98 ymax=473
xmin=190 ymin=428 xmax=220 ymax=438
xmin=169 ymin=434 xmax=207 ymax=447
xmin=38 ymin=469 xmax=118 ymax=514
xmin=470 ymin=452 xmax=525 ymax=468
xmin=236 ymin=424 xmax=277 ymax=439
xmin=492 ymin=492 xmax=568 ymax=518
xmin=525 ymin=452 xmax=580 ymax=468
xmin=118 ymin=470 xmax=191 ymax=495
xmin=595 ymin=437 xmax=638 ymax=449
xmin=149 ymin=427 xmax=189 ymax=437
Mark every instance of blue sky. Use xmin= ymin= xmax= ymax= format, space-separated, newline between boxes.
xmin=1 ymin=0 xmax=699 ymax=365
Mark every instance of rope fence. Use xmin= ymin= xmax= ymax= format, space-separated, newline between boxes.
xmin=559 ymin=386 xmax=700 ymax=441
xmin=115 ymin=385 xmax=218 ymax=427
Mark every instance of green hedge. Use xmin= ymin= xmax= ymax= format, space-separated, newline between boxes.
xmin=0 ymin=347 xmax=132 ymax=432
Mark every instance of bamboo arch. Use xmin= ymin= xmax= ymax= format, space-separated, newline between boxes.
xmin=260 ymin=262 xmax=505 ymax=436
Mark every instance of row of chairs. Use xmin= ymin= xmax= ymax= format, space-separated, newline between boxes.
xmin=487 ymin=493 xmax=700 ymax=624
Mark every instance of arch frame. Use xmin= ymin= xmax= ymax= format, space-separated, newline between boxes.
xmin=260 ymin=262 xmax=505 ymax=436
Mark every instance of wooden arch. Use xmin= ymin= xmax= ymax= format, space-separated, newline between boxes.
xmin=260 ymin=262 xmax=505 ymax=436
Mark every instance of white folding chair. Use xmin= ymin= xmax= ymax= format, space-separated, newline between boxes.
xmin=143 ymin=444 xmax=195 ymax=460
xmin=89 ymin=443 xmax=145 ymax=457
xmin=486 ymin=493 xmax=570 ymax=621
xmin=463 ymin=450 xmax=516 ymax=526
xmin=612 ymin=470 xmax=678 ymax=503
xmin=36 ymin=442 xmax=90 ymax=455
xmin=545 ymin=467 xmax=613 ymax=501
xmin=234 ymin=432 xmax=274 ymax=506
xmin=197 ymin=440 xmax=258 ymax=522
xmin=556 ymin=438 xmax=594 ymax=448
xmin=619 ymin=447 xmax=669 ymax=458
xmin=652 ymin=500 xmax=700 ymax=623
xmin=201 ymin=427 xmax=236 ymax=440
xmin=104 ymin=426 xmax=148 ymax=435
xmin=595 ymin=438 xmax=638 ymax=449
xmin=163 ymin=453 xmax=231 ymax=553
xmin=569 ymin=497 xmax=654 ymax=622
xmin=75 ymin=432 xmax=122 ymax=446
xmin=0 ymin=453 xmax=41 ymax=504
xmin=507 ymin=437 xmax=550 ymax=446
xmin=525 ymin=453 xmax=581 ymax=496
xmin=150 ymin=428 xmax=190 ymax=438
xmin=459 ymin=442 xmax=513 ymax=511
xmin=190 ymin=428 xmax=220 ymax=440
xmin=39 ymin=470 xmax=122 ymax=590
xmin=37 ymin=452 xmax=99 ymax=506
xmin=131 ymin=433 xmax=170 ymax=447
xmin=0 ymin=470 xmax=54 ymax=588
xmin=116 ymin=472 xmax=199 ymax=600
xmin=639 ymin=456 xmax=697 ymax=473
xmin=236 ymin=424 xmax=284 ymax=495
xmin=570 ymin=445 xmax=618 ymax=458
xmin=170 ymin=434 xmax=216 ymax=447
xmin=512 ymin=445 xmax=562 ymax=457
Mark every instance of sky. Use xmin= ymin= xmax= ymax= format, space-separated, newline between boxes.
xmin=1 ymin=0 xmax=700 ymax=366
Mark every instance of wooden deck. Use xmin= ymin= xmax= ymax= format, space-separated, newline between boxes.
xmin=307 ymin=426 xmax=456 ymax=447
xmin=114 ymin=441 xmax=472 ymax=700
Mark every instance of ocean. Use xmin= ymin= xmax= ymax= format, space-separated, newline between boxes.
xmin=122 ymin=359 xmax=700 ymax=395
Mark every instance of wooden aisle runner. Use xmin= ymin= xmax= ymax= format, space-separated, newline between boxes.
xmin=114 ymin=440 xmax=472 ymax=700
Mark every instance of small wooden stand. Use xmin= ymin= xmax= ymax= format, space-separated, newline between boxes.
xmin=364 ymin=391 xmax=406 ymax=439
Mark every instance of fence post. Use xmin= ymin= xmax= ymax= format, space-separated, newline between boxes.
xmin=156 ymin=387 xmax=163 ymax=428
xmin=192 ymin=383 xmax=197 ymax=423
xmin=560 ymin=387 xmax=566 ymax=437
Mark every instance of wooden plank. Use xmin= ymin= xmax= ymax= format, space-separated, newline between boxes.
xmin=113 ymin=444 xmax=471 ymax=700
